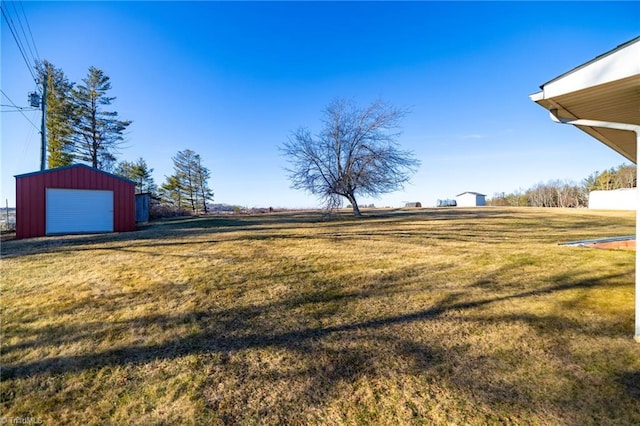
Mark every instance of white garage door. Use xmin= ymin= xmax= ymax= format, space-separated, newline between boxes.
xmin=46 ymin=188 xmax=114 ymax=235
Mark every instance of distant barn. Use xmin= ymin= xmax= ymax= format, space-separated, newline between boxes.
xmin=455 ymin=192 xmax=486 ymax=207
xmin=15 ymin=164 xmax=136 ymax=239
xmin=404 ymin=202 xmax=422 ymax=208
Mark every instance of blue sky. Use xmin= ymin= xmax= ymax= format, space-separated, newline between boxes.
xmin=2 ymin=1 xmax=639 ymax=209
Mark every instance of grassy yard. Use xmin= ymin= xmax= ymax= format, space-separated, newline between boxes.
xmin=1 ymin=207 xmax=638 ymax=425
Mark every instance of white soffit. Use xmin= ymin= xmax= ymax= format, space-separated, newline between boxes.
xmin=530 ymin=37 xmax=640 ymax=163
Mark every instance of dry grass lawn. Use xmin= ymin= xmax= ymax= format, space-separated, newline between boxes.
xmin=1 ymin=207 xmax=639 ymax=425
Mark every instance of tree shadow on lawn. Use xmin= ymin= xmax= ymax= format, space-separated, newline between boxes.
xmin=4 ymin=270 xmax=633 ymax=365
xmin=3 ymin=268 xmax=638 ymax=422
xmin=618 ymin=371 xmax=640 ymax=401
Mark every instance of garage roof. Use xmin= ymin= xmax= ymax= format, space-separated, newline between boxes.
xmin=15 ymin=163 xmax=135 ymax=184
xmin=530 ymin=36 xmax=640 ymax=163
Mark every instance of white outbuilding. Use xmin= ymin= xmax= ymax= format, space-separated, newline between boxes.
xmin=589 ymin=189 xmax=637 ymax=211
xmin=455 ymin=192 xmax=486 ymax=207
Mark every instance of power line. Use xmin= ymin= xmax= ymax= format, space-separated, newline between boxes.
xmin=11 ymin=1 xmax=40 ymax=65
xmin=20 ymin=109 xmax=39 ymax=163
xmin=19 ymin=2 xmax=40 ymax=63
xmin=1 ymin=108 xmax=39 ymax=113
xmin=0 ymin=1 xmax=38 ymax=84
xmin=1 ymin=107 xmax=39 ymax=113
xmin=0 ymin=89 xmax=40 ymax=131
xmin=0 ymin=104 xmax=38 ymax=109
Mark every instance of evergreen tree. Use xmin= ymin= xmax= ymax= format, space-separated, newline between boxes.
xmin=160 ymin=174 xmax=185 ymax=210
xmin=115 ymin=157 xmax=157 ymax=194
xmin=583 ymin=164 xmax=636 ymax=192
xmin=72 ymin=66 xmax=131 ymax=169
xmin=35 ymin=60 xmax=76 ymax=168
xmin=170 ymin=149 xmax=214 ymax=213
xmin=194 ymin=154 xmax=214 ymax=213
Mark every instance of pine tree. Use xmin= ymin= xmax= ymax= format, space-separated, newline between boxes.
xmin=115 ymin=157 xmax=157 ymax=194
xmin=35 ymin=60 xmax=75 ymax=168
xmin=72 ymin=66 xmax=131 ymax=169
xmin=160 ymin=174 xmax=185 ymax=210
xmin=194 ymin=154 xmax=214 ymax=213
xmin=170 ymin=149 xmax=214 ymax=213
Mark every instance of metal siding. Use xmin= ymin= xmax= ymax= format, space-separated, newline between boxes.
xmin=127 ymin=185 xmax=135 ymax=229
xmin=119 ymin=182 xmax=128 ymax=231
xmin=93 ymin=169 xmax=100 ymax=189
xmin=17 ymin=174 xmax=46 ymax=239
xmin=50 ymin=172 xmax=58 ymax=188
xmin=71 ymin=167 xmax=79 ymax=188
xmin=135 ymin=193 xmax=150 ymax=223
xmin=76 ymin=167 xmax=86 ymax=188
xmin=115 ymin=182 xmax=135 ymax=232
xmin=16 ymin=178 xmax=26 ymax=239
xmin=15 ymin=165 xmax=136 ymax=239
xmin=32 ymin=175 xmax=45 ymax=237
xmin=114 ymin=180 xmax=122 ymax=231
xmin=63 ymin=168 xmax=72 ymax=187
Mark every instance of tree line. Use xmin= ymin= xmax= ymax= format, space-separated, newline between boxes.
xmin=488 ymin=164 xmax=636 ymax=208
xmin=38 ymin=60 xmax=213 ymax=215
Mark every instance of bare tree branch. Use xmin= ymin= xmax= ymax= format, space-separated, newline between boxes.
xmin=282 ymin=98 xmax=420 ymax=216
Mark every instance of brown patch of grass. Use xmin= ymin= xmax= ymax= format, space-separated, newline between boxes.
xmin=2 ymin=207 xmax=639 ymax=424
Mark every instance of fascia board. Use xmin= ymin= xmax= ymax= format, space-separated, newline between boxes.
xmin=540 ymin=40 xmax=640 ymax=99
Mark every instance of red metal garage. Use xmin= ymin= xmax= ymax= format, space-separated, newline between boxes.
xmin=15 ymin=164 xmax=136 ymax=239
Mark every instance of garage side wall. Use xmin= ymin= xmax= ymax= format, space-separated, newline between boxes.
xmin=16 ymin=166 xmax=135 ymax=239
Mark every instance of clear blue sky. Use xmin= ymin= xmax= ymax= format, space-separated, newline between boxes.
xmin=2 ymin=1 xmax=639 ymax=209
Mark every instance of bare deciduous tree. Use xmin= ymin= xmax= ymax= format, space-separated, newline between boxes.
xmin=282 ymin=98 xmax=420 ymax=216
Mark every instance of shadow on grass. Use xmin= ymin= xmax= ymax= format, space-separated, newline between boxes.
xmin=2 ymin=269 xmax=632 ymax=381
xmin=2 ymin=208 xmax=637 ymax=422
xmin=618 ymin=371 xmax=640 ymax=400
xmin=3 ymin=259 xmax=638 ymax=423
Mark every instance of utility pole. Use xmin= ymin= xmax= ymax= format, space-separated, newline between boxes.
xmin=39 ymin=73 xmax=47 ymax=170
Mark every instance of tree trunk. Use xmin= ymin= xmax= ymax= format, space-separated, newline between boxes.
xmin=346 ymin=193 xmax=362 ymax=217
xmin=201 ymin=187 xmax=208 ymax=213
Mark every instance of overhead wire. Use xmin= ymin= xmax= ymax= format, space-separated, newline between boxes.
xmin=1 ymin=0 xmax=44 ymax=165
xmin=0 ymin=0 xmax=39 ymax=84
xmin=0 ymin=89 xmax=41 ymax=132
xmin=20 ymin=108 xmax=39 ymax=162
xmin=18 ymin=1 xmax=40 ymax=61
xmin=0 ymin=0 xmax=43 ymax=154
xmin=0 ymin=104 xmax=38 ymax=109
xmin=1 ymin=108 xmax=39 ymax=113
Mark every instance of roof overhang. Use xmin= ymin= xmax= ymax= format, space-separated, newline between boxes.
xmin=530 ymin=36 xmax=640 ymax=163
xmin=14 ymin=163 xmax=136 ymax=185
